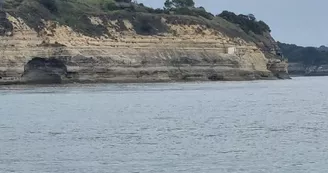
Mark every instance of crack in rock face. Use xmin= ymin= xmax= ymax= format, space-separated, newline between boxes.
xmin=22 ymin=57 xmax=67 ymax=84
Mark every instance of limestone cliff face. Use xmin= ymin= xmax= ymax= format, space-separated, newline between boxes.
xmin=0 ymin=11 xmax=288 ymax=84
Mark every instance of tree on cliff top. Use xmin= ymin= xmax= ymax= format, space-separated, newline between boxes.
xmin=164 ymin=0 xmax=195 ymax=9
xmin=163 ymin=0 xmax=213 ymax=19
xmin=218 ymin=10 xmax=271 ymax=34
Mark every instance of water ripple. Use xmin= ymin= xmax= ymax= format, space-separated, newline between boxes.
xmin=1 ymin=77 xmax=328 ymax=172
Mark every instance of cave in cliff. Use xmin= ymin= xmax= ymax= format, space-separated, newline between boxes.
xmin=22 ymin=58 xmax=67 ymax=84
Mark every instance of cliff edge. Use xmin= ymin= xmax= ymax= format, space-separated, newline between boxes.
xmin=0 ymin=0 xmax=289 ymax=84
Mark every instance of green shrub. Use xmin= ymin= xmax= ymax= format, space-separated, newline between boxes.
xmin=173 ymin=7 xmax=214 ymax=20
xmin=114 ymin=0 xmax=131 ymax=2
xmin=193 ymin=7 xmax=214 ymax=20
xmin=39 ymin=0 xmax=57 ymax=13
xmin=218 ymin=11 xmax=271 ymax=34
xmin=105 ymin=2 xmax=119 ymax=11
xmin=164 ymin=0 xmax=195 ymax=9
xmin=146 ymin=8 xmax=167 ymax=14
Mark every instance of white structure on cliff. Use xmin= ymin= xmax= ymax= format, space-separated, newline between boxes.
xmin=227 ymin=47 xmax=236 ymax=55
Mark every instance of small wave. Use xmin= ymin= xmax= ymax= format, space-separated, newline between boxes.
xmin=300 ymin=126 xmax=321 ymax=132
xmin=136 ymin=142 xmax=158 ymax=145
xmin=48 ymin=132 xmax=65 ymax=136
xmin=268 ymin=128 xmax=290 ymax=132
xmin=217 ymin=150 xmax=246 ymax=154
xmin=153 ymin=116 xmax=176 ymax=120
xmin=204 ymin=134 xmax=222 ymax=138
xmin=0 ymin=125 xmax=14 ymax=129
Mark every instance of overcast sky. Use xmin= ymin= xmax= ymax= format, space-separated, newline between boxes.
xmin=138 ymin=0 xmax=327 ymax=47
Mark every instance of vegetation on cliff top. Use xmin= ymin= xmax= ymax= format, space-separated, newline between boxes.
xmin=278 ymin=42 xmax=328 ymax=65
xmin=218 ymin=11 xmax=271 ymax=35
xmin=1 ymin=0 xmax=278 ymax=53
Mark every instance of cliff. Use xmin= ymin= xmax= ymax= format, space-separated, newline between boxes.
xmin=0 ymin=0 xmax=289 ymax=84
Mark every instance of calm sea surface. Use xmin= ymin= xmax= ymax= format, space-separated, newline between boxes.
xmin=1 ymin=77 xmax=328 ymax=173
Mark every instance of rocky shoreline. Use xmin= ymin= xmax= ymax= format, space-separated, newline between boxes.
xmin=288 ymin=63 xmax=328 ymax=76
xmin=0 ymin=49 xmax=289 ymax=85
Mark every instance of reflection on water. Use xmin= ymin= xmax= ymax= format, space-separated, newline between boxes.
xmin=1 ymin=77 xmax=328 ymax=173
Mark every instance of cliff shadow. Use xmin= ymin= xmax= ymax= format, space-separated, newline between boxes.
xmin=22 ymin=57 xmax=67 ymax=84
